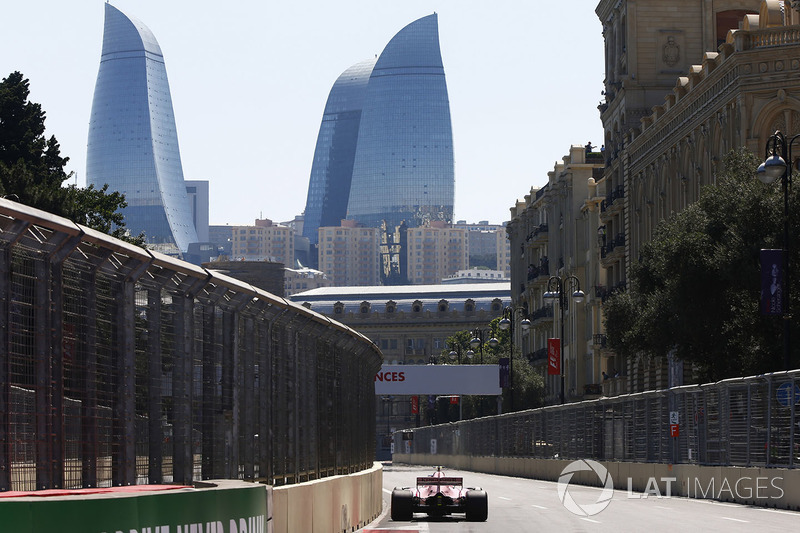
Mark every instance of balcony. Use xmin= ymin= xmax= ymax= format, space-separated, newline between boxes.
xmin=593 ymin=334 xmax=607 ymax=348
xmin=599 ymin=185 xmax=625 ymax=221
xmin=602 ymin=376 xmax=627 ymax=397
xmin=600 ymin=233 xmax=625 ymax=266
xmin=583 ymin=383 xmax=603 ymax=400
xmin=526 ymin=257 xmax=550 ymax=286
xmin=529 ymin=305 xmax=554 ymax=325
xmin=524 ymin=223 xmax=549 ymax=246
xmin=528 ymin=347 xmax=547 ymax=364
xmin=595 ymin=281 xmax=627 ymax=303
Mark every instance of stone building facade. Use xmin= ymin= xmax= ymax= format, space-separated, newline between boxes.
xmin=508 ymin=1 xmax=800 ymax=402
xmin=230 ymin=219 xmax=294 ymax=266
xmin=594 ymin=0 xmax=800 ymax=394
xmin=317 ymin=221 xmax=381 ymax=286
xmin=406 ymin=222 xmax=469 ymax=285
xmin=507 ymin=146 xmax=606 ymax=404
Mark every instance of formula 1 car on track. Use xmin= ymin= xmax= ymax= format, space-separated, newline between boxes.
xmin=390 ymin=467 xmax=488 ymax=521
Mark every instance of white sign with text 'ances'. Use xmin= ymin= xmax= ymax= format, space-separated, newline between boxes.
xmin=374 ymin=364 xmax=501 ymax=395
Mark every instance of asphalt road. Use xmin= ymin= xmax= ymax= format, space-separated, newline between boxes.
xmin=361 ymin=463 xmax=800 ymax=532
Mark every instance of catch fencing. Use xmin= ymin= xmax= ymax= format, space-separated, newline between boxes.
xmin=0 ymin=198 xmax=382 ymax=491
xmin=395 ymin=370 xmax=799 ymax=468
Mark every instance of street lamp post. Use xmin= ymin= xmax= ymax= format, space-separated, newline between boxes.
xmin=448 ymin=342 xmax=462 ymax=364
xmin=468 ymin=328 xmax=493 ymax=364
xmin=544 ymin=275 xmax=585 ymax=404
xmin=757 ymin=130 xmax=799 ymax=371
xmin=498 ymin=307 xmax=531 ymax=412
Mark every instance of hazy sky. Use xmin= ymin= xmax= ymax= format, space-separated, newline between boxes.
xmin=1 ymin=1 xmax=606 ymax=226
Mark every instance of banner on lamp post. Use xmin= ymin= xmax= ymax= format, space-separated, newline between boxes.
xmin=548 ymin=338 xmax=561 ymax=375
xmin=760 ymin=249 xmax=784 ymax=316
xmin=499 ymin=358 xmax=510 ymax=388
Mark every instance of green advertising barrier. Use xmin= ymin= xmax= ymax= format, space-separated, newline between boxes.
xmin=0 ymin=482 xmax=269 ymax=533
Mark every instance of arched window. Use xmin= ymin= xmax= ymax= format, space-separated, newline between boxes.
xmin=464 ymin=299 xmax=475 ymax=313
xmin=491 ymin=298 xmax=503 ymax=312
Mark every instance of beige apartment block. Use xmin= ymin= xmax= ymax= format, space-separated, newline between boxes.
xmin=592 ymin=0 xmax=800 ymax=394
xmin=406 ymin=221 xmax=469 ymax=285
xmin=318 ymin=221 xmax=381 ymax=286
xmin=454 ymin=220 xmax=511 ymax=276
xmin=508 ymin=145 xmax=605 ymax=404
xmin=230 ymin=218 xmax=294 ymax=266
xmin=496 ymin=228 xmax=512 ymax=279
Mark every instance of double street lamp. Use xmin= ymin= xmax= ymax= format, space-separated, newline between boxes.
xmin=757 ymin=129 xmax=799 ymax=371
xmin=498 ymin=307 xmax=531 ymax=411
xmin=544 ymin=275 xmax=585 ymax=404
xmin=467 ymin=328 xmax=499 ymax=364
xmin=448 ymin=342 xmax=462 ymax=364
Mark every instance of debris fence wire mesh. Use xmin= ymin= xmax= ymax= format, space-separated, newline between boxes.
xmin=395 ymin=371 xmax=799 ymax=468
xmin=0 ymin=200 xmax=382 ymax=491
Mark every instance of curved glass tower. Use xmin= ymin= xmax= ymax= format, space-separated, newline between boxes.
xmin=302 ymin=58 xmax=377 ymax=245
xmin=346 ymin=14 xmax=454 ymax=229
xmin=86 ymin=3 xmax=198 ymax=254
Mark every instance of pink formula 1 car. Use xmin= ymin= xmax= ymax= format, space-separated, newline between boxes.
xmin=390 ymin=467 xmax=488 ymax=521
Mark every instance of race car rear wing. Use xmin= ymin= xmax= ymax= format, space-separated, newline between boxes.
xmin=416 ymin=476 xmax=463 ymax=486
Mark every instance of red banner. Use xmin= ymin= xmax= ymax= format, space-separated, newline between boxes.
xmin=449 ymin=395 xmax=459 ymax=405
xmin=548 ymin=338 xmax=561 ymax=375
xmin=410 ymin=395 xmax=419 ymax=414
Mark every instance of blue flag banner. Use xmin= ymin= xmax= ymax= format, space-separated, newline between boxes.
xmin=760 ymin=249 xmax=784 ymax=316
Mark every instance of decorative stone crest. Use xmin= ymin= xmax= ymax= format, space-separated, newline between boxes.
xmin=663 ymin=36 xmax=680 ymax=66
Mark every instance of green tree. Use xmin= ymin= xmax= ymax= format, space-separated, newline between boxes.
xmin=431 ymin=319 xmax=544 ymax=422
xmin=604 ymin=148 xmax=798 ymax=381
xmin=0 ymin=71 xmax=143 ymax=245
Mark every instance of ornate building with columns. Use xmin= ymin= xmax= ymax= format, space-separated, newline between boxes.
xmin=509 ymin=1 xmax=800 ymax=403
xmin=594 ymin=0 xmax=800 ymax=393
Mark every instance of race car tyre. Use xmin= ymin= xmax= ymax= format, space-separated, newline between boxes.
xmin=391 ymin=489 xmax=414 ymax=521
xmin=465 ymin=489 xmax=488 ymax=521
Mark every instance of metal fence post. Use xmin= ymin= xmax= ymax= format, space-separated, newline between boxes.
xmin=242 ymin=314 xmax=255 ymax=480
xmin=147 ymin=287 xmax=164 ymax=484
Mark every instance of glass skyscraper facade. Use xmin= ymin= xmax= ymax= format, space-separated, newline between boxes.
xmin=303 ymin=13 xmax=454 ymax=244
xmin=302 ymin=58 xmax=376 ymax=245
xmin=348 ymin=14 xmax=454 ymax=229
xmin=86 ymin=3 xmax=198 ymax=255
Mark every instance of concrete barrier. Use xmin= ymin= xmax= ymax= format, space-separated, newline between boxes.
xmin=393 ymin=453 xmax=800 ymax=511
xmin=272 ymin=462 xmax=383 ymax=533
xmin=0 ymin=479 xmax=271 ymax=533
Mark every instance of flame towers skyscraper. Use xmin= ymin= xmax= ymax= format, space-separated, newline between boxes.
xmin=303 ymin=14 xmax=454 ymax=248
xmin=86 ymin=3 xmax=198 ymax=255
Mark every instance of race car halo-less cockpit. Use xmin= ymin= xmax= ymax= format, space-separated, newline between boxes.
xmin=390 ymin=466 xmax=488 ymax=521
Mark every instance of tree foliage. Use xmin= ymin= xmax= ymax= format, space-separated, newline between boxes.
xmin=604 ymin=148 xmax=799 ymax=381
xmin=427 ymin=318 xmax=544 ymax=423
xmin=0 ymin=71 xmax=143 ymax=245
